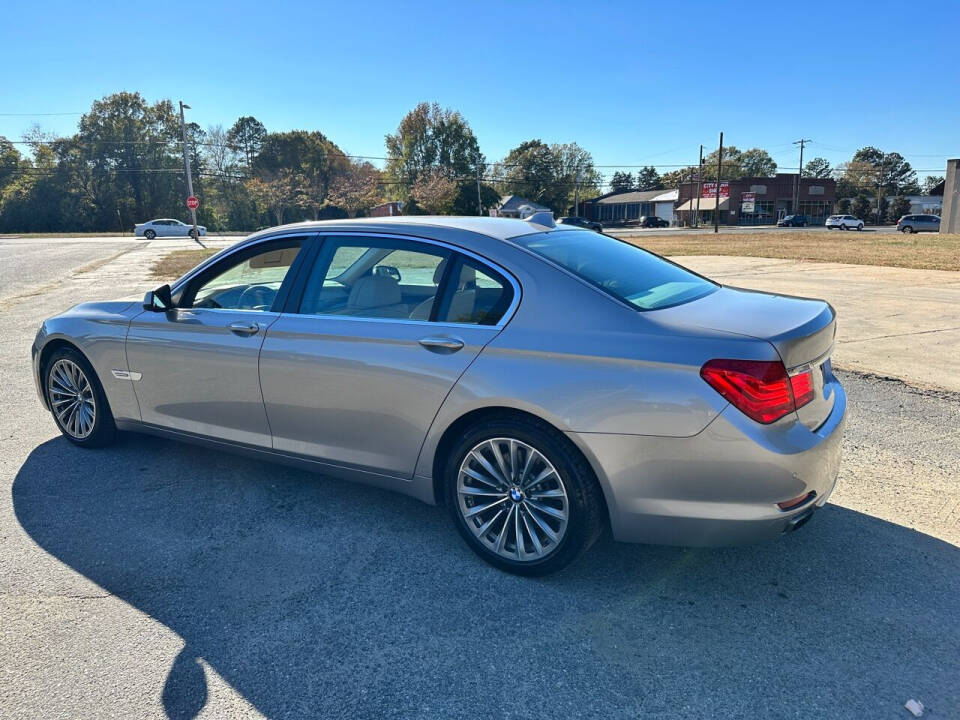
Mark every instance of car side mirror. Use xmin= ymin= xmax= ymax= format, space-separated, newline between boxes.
xmin=143 ymin=284 xmax=173 ymax=311
xmin=375 ymin=265 xmax=401 ymax=282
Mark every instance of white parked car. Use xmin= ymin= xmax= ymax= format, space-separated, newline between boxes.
xmin=134 ymin=219 xmax=207 ymax=239
xmin=825 ymin=215 xmax=863 ymax=231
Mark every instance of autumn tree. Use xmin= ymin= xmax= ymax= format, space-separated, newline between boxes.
xmin=411 ymin=168 xmax=459 ymax=214
xmin=328 ymin=161 xmax=383 ymax=217
xmin=491 ymin=139 xmax=601 ymax=214
xmin=246 ymin=171 xmax=297 ymax=225
xmin=385 ymin=103 xmax=481 ymax=201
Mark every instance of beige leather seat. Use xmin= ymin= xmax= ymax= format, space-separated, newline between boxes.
xmin=409 ymin=261 xmax=477 ymax=322
xmin=347 ymin=274 xmax=407 ymax=318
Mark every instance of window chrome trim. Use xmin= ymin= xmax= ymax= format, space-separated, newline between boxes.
xmin=289 ymin=230 xmax=522 ymax=330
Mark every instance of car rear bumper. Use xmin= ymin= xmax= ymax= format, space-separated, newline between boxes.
xmin=570 ymin=381 xmax=846 ymax=546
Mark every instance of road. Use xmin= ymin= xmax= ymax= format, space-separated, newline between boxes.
xmin=1 ymin=240 xmax=958 ymax=719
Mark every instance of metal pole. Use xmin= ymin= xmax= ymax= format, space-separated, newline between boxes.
xmin=574 ymin=168 xmax=582 ymax=217
xmin=792 ymin=139 xmax=810 ymax=216
xmin=714 ymin=132 xmax=723 ymax=234
xmin=695 ymin=144 xmax=703 ymax=228
xmin=179 ymin=101 xmax=201 ymax=244
xmin=877 ymin=152 xmax=885 ymax=225
xmin=475 ymin=154 xmax=483 ymax=216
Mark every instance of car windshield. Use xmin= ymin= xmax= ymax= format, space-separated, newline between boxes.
xmin=514 ymin=229 xmax=718 ymax=311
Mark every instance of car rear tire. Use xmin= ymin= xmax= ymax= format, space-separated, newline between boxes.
xmin=902 ymin=226 xmax=913 ymax=234
xmin=43 ymin=346 xmax=117 ymax=448
xmin=144 ymin=229 xmax=156 ymax=240
xmin=444 ymin=415 xmax=604 ymax=576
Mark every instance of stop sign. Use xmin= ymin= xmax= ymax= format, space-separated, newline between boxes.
xmin=186 ymin=196 xmax=199 ymax=210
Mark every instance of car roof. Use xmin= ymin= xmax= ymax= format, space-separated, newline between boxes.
xmin=243 ymin=215 xmax=570 ymax=243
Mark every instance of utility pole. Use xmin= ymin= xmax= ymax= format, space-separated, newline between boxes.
xmin=713 ymin=132 xmax=723 ymax=234
xmin=179 ymin=101 xmax=200 ymax=244
xmin=695 ymin=144 xmax=704 ymax=228
xmin=876 ymin=151 xmax=885 ymax=226
xmin=574 ymin=168 xmax=582 ymax=217
xmin=792 ymin=139 xmax=811 ymax=215
xmin=475 ymin=154 xmax=483 ymax=216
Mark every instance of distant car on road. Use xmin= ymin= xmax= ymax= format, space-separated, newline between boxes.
xmin=639 ymin=216 xmax=670 ymax=228
xmin=777 ymin=215 xmax=808 ymax=228
xmin=825 ymin=215 xmax=864 ymax=231
xmin=558 ymin=216 xmax=602 ymax=232
xmin=896 ymin=214 xmax=940 ymax=234
xmin=135 ymin=219 xmax=207 ymax=240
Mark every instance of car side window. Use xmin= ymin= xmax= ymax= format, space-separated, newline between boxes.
xmin=185 ymin=240 xmax=302 ymax=311
xmin=298 ymin=237 xmax=450 ymax=320
xmin=436 ymin=256 xmax=513 ymax=326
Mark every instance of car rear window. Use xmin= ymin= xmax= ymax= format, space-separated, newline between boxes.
xmin=513 ymin=229 xmax=717 ymax=311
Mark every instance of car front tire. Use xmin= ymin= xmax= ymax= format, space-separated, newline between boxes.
xmin=44 ymin=346 xmax=117 ymax=448
xmin=857 ymin=224 xmax=863 ymax=231
xmin=444 ymin=415 xmax=604 ymax=576
xmin=144 ymin=229 xmax=156 ymax=240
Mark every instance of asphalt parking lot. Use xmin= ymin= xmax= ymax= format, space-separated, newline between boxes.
xmin=2 ymin=238 xmax=959 ymax=719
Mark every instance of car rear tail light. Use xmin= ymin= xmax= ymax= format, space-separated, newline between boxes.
xmin=789 ymin=368 xmax=815 ymax=409
xmin=700 ymin=358 xmax=811 ymax=424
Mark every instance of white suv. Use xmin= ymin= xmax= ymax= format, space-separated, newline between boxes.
xmin=825 ymin=215 xmax=863 ymax=231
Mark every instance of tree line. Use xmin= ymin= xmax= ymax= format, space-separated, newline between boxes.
xmin=0 ymin=91 xmax=945 ymax=231
xmin=0 ymin=93 xmax=604 ymax=232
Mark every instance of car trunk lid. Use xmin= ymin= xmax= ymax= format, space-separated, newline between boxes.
xmin=654 ymin=286 xmax=838 ymax=429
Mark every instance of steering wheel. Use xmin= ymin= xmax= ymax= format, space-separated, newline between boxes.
xmin=237 ymin=284 xmax=277 ymax=311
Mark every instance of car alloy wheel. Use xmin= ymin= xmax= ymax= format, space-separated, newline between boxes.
xmin=456 ymin=437 xmax=569 ymax=562
xmin=47 ymin=358 xmax=97 ymax=439
xmin=144 ymin=230 xmax=156 ymax=239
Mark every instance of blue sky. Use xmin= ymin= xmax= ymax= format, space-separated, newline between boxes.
xmin=2 ymin=0 xmax=957 ymax=185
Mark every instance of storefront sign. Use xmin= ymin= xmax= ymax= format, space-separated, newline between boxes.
xmin=741 ymin=191 xmax=756 ymax=213
xmin=702 ymin=182 xmax=729 ymax=199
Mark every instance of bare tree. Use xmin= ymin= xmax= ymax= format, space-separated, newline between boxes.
xmin=204 ymin=124 xmax=234 ymax=180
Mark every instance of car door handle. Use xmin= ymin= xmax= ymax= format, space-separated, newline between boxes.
xmin=228 ymin=321 xmax=260 ymax=336
xmin=419 ymin=336 xmax=464 ymax=352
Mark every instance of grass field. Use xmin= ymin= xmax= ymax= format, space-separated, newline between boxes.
xmin=151 ymin=248 xmax=219 ymax=279
xmin=613 ymin=231 xmax=960 ymax=271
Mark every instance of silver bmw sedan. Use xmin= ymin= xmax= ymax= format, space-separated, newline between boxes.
xmin=32 ymin=214 xmax=846 ymax=575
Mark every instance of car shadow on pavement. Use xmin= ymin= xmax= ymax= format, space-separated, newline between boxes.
xmin=13 ymin=434 xmax=960 ymax=719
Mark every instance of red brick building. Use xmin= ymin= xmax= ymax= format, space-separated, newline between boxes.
xmin=675 ymin=174 xmax=836 ymax=226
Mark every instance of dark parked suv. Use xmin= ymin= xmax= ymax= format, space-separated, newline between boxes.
xmin=777 ymin=214 xmax=808 ymax=227
xmin=639 ymin=215 xmax=669 ymax=228
xmin=559 ymin=216 xmax=603 ymax=232
xmin=897 ymin=214 xmax=940 ymax=233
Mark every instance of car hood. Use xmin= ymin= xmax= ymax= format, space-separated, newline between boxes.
xmin=650 ymin=285 xmax=835 ymax=368
xmin=58 ymin=299 xmax=142 ymax=320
